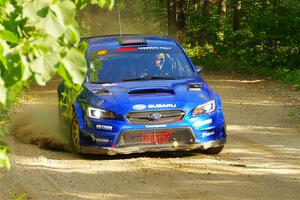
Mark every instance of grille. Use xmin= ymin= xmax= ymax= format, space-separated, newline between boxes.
xmin=117 ymin=128 xmax=195 ymax=147
xmin=125 ymin=110 xmax=185 ymax=124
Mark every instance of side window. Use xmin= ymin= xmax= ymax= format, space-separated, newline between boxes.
xmin=175 ymin=57 xmax=184 ymax=76
xmin=176 ymin=54 xmax=193 ymax=77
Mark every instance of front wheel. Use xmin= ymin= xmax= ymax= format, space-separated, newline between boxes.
xmin=70 ymin=114 xmax=81 ymax=153
xmin=202 ymin=145 xmax=224 ymax=155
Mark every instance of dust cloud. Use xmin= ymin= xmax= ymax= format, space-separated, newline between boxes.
xmin=10 ymin=79 xmax=70 ymax=152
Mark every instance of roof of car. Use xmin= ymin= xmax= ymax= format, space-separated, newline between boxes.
xmin=80 ymin=34 xmax=178 ymax=51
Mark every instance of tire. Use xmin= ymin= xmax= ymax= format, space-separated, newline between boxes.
xmin=202 ymin=145 xmax=224 ymax=155
xmin=70 ymin=114 xmax=81 ymax=154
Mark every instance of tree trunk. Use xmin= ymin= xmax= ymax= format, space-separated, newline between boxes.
xmin=176 ymin=0 xmax=185 ymax=41
xmin=167 ymin=0 xmax=177 ymax=39
xmin=218 ymin=0 xmax=227 ymax=41
xmin=200 ymin=0 xmax=209 ymax=45
xmin=218 ymin=0 xmax=227 ymax=30
xmin=232 ymin=0 xmax=241 ymax=31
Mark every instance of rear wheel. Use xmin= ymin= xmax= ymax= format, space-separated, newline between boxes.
xmin=70 ymin=114 xmax=81 ymax=153
xmin=202 ymin=145 xmax=224 ymax=155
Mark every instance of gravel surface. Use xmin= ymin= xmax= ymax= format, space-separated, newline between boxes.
xmin=1 ymin=71 xmax=300 ymax=200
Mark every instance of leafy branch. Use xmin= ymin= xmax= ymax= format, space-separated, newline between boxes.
xmin=0 ymin=0 xmax=114 ymax=169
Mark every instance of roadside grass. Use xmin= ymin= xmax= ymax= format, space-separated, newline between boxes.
xmin=188 ymin=54 xmax=300 ymax=90
xmin=0 ymin=81 xmax=30 ymax=121
xmin=9 ymin=192 xmax=26 ymax=200
xmin=287 ymin=109 xmax=300 ymax=120
xmin=0 ymin=81 xmax=30 ymax=169
xmin=192 ymin=55 xmax=300 ymax=120
xmin=185 ymin=45 xmax=300 ymax=122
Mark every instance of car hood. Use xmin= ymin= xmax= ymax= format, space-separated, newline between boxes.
xmin=83 ymin=79 xmax=214 ymax=114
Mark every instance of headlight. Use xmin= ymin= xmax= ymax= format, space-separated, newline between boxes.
xmin=87 ymin=107 xmax=116 ymax=119
xmin=192 ymin=100 xmax=216 ymax=115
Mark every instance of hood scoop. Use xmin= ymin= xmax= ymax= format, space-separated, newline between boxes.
xmin=188 ymin=83 xmax=203 ymax=91
xmin=128 ymin=88 xmax=175 ymax=95
xmin=92 ymin=88 xmax=111 ymax=95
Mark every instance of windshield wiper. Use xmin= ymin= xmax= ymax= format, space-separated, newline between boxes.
xmin=122 ymin=76 xmax=177 ymax=82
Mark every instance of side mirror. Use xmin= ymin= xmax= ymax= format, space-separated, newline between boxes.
xmin=195 ymin=65 xmax=204 ymax=73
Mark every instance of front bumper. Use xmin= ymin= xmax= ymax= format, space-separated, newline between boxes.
xmin=79 ymin=108 xmax=227 ymax=154
xmin=80 ymin=138 xmax=226 ymax=155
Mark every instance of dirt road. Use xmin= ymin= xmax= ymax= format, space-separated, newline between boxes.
xmin=1 ymin=71 xmax=300 ymax=200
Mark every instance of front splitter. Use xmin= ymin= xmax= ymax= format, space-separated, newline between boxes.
xmin=80 ymin=138 xmax=226 ymax=155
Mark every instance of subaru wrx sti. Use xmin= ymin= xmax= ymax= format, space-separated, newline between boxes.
xmin=57 ymin=35 xmax=227 ymax=155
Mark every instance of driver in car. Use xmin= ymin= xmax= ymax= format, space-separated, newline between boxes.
xmin=151 ymin=53 xmax=171 ymax=76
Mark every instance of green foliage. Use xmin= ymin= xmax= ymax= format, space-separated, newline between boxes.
xmin=0 ymin=81 xmax=29 ymax=170
xmin=0 ymin=126 xmax=9 ymax=169
xmin=287 ymin=109 xmax=300 ymax=120
xmin=8 ymin=192 xmax=26 ymax=200
xmin=184 ymin=44 xmax=214 ymax=60
xmin=0 ymin=81 xmax=29 ymax=120
xmin=14 ymin=193 xmax=26 ymax=200
xmin=93 ymin=1 xmax=298 ymax=82
xmin=0 ymin=0 xmax=114 ymax=169
xmin=0 ymin=0 xmax=114 ymax=104
xmin=179 ymin=0 xmax=300 ymax=87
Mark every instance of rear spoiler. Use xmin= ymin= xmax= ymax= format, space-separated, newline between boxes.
xmin=80 ymin=34 xmax=147 ymax=42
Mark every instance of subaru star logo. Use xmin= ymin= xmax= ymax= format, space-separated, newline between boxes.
xmin=149 ymin=113 xmax=162 ymax=120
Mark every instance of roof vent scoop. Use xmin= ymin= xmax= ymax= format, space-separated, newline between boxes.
xmin=119 ymin=38 xmax=147 ymax=46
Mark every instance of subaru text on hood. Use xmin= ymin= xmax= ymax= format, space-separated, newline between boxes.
xmin=57 ymin=34 xmax=227 ymax=155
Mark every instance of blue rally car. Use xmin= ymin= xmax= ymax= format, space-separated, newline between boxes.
xmin=57 ymin=35 xmax=226 ymax=155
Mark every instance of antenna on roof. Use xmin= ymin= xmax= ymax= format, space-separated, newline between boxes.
xmin=117 ymin=7 xmax=123 ymax=38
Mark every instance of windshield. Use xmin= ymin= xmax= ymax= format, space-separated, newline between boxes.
xmin=87 ymin=46 xmax=195 ymax=83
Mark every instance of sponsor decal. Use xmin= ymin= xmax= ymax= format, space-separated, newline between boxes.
xmin=133 ymin=104 xmax=147 ymax=110
xmin=90 ymin=135 xmax=110 ymax=143
xmin=202 ymin=131 xmax=215 ymax=137
xmin=96 ymin=99 xmax=104 ymax=106
xmin=102 ymin=83 xmax=118 ymax=86
xmin=138 ymin=47 xmax=172 ymax=50
xmin=93 ymin=137 xmax=110 ymax=143
xmin=145 ymin=124 xmax=167 ymax=128
xmin=116 ymin=47 xmax=137 ymax=52
xmin=134 ymin=130 xmax=173 ymax=144
xmin=148 ymin=104 xmax=176 ymax=109
xmin=193 ymin=119 xmax=212 ymax=127
xmin=133 ymin=103 xmax=176 ymax=110
xmin=96 ymin=124 xmax=113 ymax=131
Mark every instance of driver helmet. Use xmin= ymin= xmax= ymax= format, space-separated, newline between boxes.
xmin=155 ymin=53 xmax=165 ymax=69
